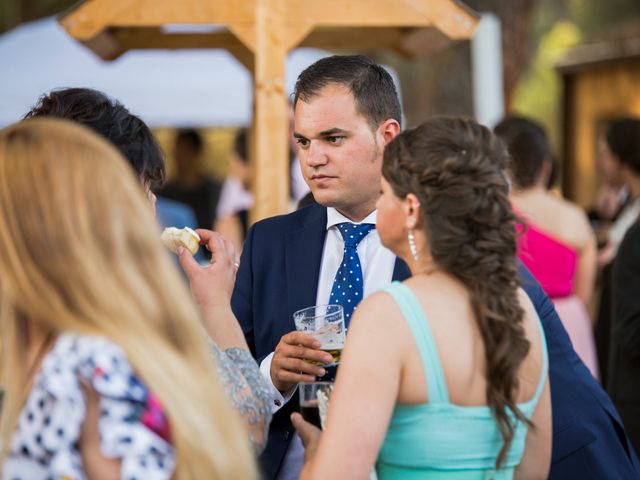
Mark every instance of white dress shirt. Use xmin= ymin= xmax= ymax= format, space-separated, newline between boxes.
xmin=259 ymin=207 xmax=396 ymax=480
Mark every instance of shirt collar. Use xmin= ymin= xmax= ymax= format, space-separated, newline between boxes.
xmin=326 ymin=207 xmax=377 ymax=230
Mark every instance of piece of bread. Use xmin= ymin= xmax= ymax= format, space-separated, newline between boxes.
xmin=161 ymin=227 xmax=200 ymax=255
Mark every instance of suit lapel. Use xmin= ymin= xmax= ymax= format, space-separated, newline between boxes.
xmin=285 ymin=205 xmax=327 ymax=327
xmin=392 ymin=257 xmax=411 ymax=282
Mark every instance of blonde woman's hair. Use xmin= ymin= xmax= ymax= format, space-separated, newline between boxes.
xmin=0 ymin=118 xmax=256 ymax=479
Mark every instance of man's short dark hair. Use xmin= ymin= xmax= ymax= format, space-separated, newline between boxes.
xmin=293 ymin=55 xmax=401 ymax=130
xmin=176 ymin=129 xmax=204 ymax=154
xmin=24 ymin=88 xmax=165 ymax=189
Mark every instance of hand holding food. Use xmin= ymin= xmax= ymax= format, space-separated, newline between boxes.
xmin=161 ymin=227 xmax=200 ymax=255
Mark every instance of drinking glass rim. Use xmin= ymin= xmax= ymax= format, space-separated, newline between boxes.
xmin=299 ymin=381 xmax=334 ymax=387
xmin=293 ymin=304 xmax=344 ymax=321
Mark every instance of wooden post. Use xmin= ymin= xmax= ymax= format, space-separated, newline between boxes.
xmin=251 ymin=0 xmax=290 ymax=222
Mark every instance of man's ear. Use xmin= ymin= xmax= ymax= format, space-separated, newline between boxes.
xmin=378 ymin=119 xmax=401 ymax=146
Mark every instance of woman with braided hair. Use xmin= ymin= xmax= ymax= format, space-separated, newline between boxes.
xmin=293 ymin=116 xmax=551 ymax=479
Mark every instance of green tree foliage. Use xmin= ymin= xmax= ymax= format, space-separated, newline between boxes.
xmin=567 ymin=0 xmax=640 ymax=36
xmin=510 ymin=21 xmax=582 ymax=149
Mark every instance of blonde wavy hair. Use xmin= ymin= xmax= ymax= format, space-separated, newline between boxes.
xmin=0 ymin=118 xmax=256 ymax=479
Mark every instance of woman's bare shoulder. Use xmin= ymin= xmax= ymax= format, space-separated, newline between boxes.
xmin=552 ymin=196 xmax=593 ymax=246
xmin=353 ymin=287 xmax=403 ymax=325
xmin=523 ymin=193 xmax=593 ymax=249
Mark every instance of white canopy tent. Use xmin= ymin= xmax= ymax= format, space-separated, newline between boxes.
xmin=0 ymin=17 xmax=330 ymax=128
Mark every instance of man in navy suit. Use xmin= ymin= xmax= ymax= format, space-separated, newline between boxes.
xmin=518 ymin=265 xmax=639 ymax=478
xmin=232 ymin=55 xmax=640 ymax=479
xmin=234 ymin=55 xmax=404 ymax=480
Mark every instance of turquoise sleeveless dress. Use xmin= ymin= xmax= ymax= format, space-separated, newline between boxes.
xmin=376 ymin=282 xmax=548 ymax=480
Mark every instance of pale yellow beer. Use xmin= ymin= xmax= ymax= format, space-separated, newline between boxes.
xmin=293 ymin=305 xmax=345 ymax=367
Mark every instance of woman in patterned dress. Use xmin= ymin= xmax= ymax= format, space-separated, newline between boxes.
xmin=0 ymin=118 xmax=258 ymax=479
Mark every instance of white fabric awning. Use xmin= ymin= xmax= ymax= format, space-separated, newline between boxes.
xmin=0 ymin=17 xmax=330 ymax=128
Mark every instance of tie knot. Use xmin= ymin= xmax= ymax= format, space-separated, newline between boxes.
xmin=337 ymin=222 xmax=375 ymax=249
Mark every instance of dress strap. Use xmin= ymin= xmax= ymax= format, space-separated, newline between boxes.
xmin=380 ymin=282 xmax=450 ymax=404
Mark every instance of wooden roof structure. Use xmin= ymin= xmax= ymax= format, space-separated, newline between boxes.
xmin=60 ymin=0 xmax=478 ymax=221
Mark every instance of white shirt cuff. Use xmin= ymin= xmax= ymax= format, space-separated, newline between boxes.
xmin=259 ymin=352 xmax=298 ymax=414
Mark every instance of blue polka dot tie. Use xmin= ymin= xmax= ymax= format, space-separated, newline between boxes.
xmin=329 ymin=223 xmax=375 ymax=327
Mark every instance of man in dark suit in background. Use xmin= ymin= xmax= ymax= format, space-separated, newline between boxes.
xmin=232 ymin=55 xmax=640 ymax=480
xmin=520 ymin=265 xmax=639 ymax=478
xmin=611 ymin=218 xmax=640 ymax=457
xmin=609 ymin=116 xmax=640 ymax=458
xmin=158 ymin=129 xmax=222 ymax=231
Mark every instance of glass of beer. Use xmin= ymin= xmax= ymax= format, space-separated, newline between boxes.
xmin=299 ymin=382 xmax=333 ymax=429
xmin=294 ymin=304 xmax=345 ymax=367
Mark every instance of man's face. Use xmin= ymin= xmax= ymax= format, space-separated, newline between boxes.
xmin=294 ymin=84 xmax=389 ymax=221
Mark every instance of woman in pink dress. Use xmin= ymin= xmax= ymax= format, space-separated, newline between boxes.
xmin=495 ymin=117 xmax=599 ymax=379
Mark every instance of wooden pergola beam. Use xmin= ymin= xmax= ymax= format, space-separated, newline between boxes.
xmin=300 ymin=28 xmax=406 ymax=52
xmin=83 ymin=28 xmax=254 ymax=70
xmin=61 ymin=0 xmax=256 ymax=40
xmin=61 ymin=0 xmax=476 ymax=43
xmin=84 ymin=27 xmax=454 ymax=61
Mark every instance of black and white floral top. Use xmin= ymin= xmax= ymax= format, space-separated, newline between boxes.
xmin=2 ymin=333 xmax=271 ymax=480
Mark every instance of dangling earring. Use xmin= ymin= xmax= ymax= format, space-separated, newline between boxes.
xmin=408 ymin=228 xmax=419 ymax=261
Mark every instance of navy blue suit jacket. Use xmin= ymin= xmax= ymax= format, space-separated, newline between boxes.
xmin=232 ymin=203 xmax=640 ymax=479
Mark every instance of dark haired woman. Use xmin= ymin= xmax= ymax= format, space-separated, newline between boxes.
xmin=292 ymin=117 xmax=551 ymax=479
xmin=494 ymin=117 xmax=598 ymax=380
